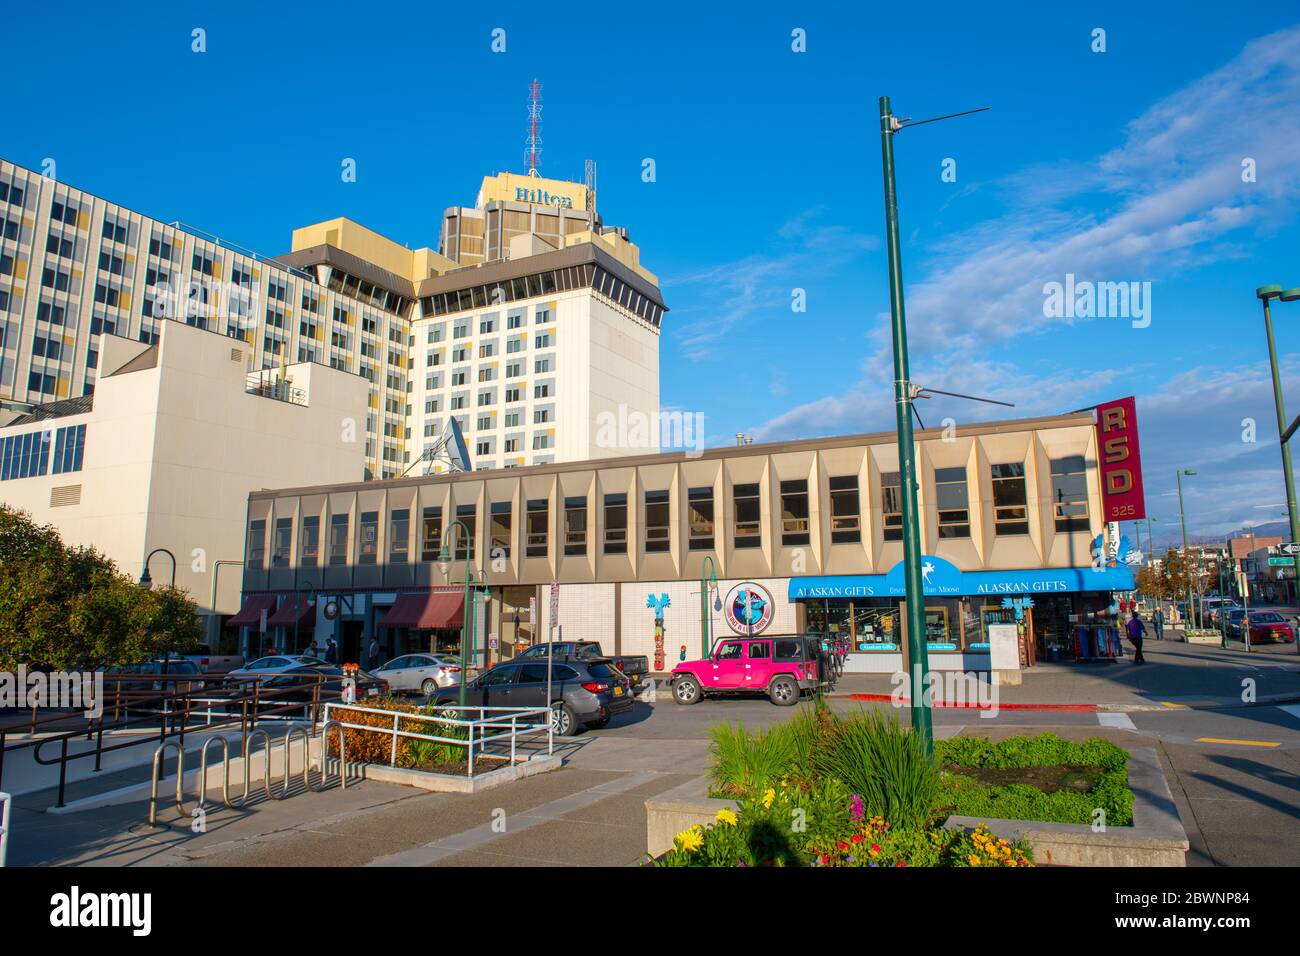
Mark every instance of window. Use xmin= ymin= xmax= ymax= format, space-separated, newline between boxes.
xmin=532 ymin=433 xmax=552 ymax=450
xmin=645 ymin=490 xmax=670 ymax=553
xmin=421 ymin=506 xmax=443 ymax=561
xmin=881 ymin=472 xmax=903 ymax=541
xmin=603 ymin=493 xmax=627 ymax=554
xmin=991 ymin=463 xmax=1029 ymax=535
xmin=455 ymin=504 xmax=476 ymax=560
xmin=247 ymin=520 xmax=266 ymax=570
xmin=1051 ymin=456 xmax=1090 ymax=533
xmin=526 ymin=499 xmax=548 ymax=557
xmin=780 ymin=479 xmax=810 ymax=546
xmin=535 ymin=333 xmax=552 ymax=348
xmin=688 ymin=487 xmax=714 ymax=551
xmin=935 ymin=467 xmax=970 ymax=538
xmin=389 ymin=509 xmax=410 ymax=564
xmin=300 ymin=515 xmax=320 ymax=567
xmin=564 ymin=496 xmax=587 ymax=556
xmin=358 ymin=511 xmax=379 ymax=564
xmin=488 ymin=502 xmax=509 ymax=561
xmin=505 ymin=387 xmax=521 ymax=403
xmin=329 ymin=514 xmax=349 ymax=565
xmin=272 ymin=517 xmax=292 ymax=567
xmin=533 ymin=384 xmax=551 ymax=399
xmin=733 ymin=483 xmax=761 ymax=549
xmin=479 ymin=317 xmax=495 ymax=334
xmin=533 ymin=408 xmax=551 ymax=424
xmin=536 ymin=306 xmax=553 ymax=324
xmin=829 ymin=476 xmax=861 ymax=544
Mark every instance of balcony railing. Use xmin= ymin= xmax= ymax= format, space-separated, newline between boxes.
xmin=246 ymin=371 xmax=307 ymax=406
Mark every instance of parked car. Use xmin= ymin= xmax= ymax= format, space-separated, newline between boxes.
xmin=183 ymin=643 xmax=245 ymax=676
xmin=225 ymin=655 xmax=328 ymax=681
xmin=515 ymin=641 xmax=652 ymax=696
xmin=371 ymin=653 xmax=462 ymax=696
xmin=106 ymin=658 xmax=204 ymax=694
xmin=1225 ymin=608 xmax=1249 ymax=638
xmin=671 ymin=634 xmax=822 ymax=706
xmin=1244 ymin=611 xmax=1296 ymax=644
xmin=434 ymin=658 xmax=633 ymax=735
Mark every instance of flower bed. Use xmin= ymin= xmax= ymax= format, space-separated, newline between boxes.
xmin=653 ymin=705 xmax=1133 ymax=867
xmin=328 ymin=696 xmax=470 ymax=770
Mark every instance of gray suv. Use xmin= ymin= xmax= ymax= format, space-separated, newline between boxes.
xmin=435 ymin=659 xmax=633 ymax=735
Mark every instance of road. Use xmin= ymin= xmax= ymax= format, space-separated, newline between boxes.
xmin=5 ymin=637 xmax=1299 ymax=867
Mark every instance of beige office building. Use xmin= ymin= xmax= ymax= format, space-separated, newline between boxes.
xmin=0 ymin=319 xmax=367 ymax=629
xmin=238 ymin=409 xmax=1137 ymax=672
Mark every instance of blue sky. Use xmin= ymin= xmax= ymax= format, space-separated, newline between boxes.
xmin=4 ymin=1 xmax=1300 ymax=547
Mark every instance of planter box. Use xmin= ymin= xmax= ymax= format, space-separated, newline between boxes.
xmin=1183 ymin=630 xmax=1223 ymax=645
xmin=644 ymin=746 xmax=1188 ymax=866
xmin=362 ymin=752 xmax=561 ymax=794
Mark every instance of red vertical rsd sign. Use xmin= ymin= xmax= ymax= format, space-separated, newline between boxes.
xmin=1096 ymin=396 xmax=1146 ymax=521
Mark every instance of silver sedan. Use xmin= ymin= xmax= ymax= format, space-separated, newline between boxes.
xmin=372 ymin=654 xmax=462 ymax=695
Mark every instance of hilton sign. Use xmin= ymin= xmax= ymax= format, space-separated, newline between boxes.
xmin=515 ymin=187 xmax=574 ymax=208
xmin=1096 ymin=396 xmax=1146 ymax=521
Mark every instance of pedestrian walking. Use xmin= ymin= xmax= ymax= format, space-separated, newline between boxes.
xmin=1153 ymin=606 xmax=1164 ymax=640
xmin=324 ymin=638 xmax=338 ymax=664
xmin=366 ymin=636 xmax=381 ymax=671
xmin=1126 ymin=611 xmax=1147 ymax=665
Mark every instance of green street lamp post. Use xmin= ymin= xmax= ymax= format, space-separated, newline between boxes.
xmin=437 ymin=520 xmax=477 ymax=710
xmin=1176 ymin=470 xmax=1197 ymax=633
xmin=140 ymin=547 xmax=177 ymax=674
xmin=1257 ymin=285 xmax=1300 ymax=649
xmin=699 ymin=556 xmax=720 ymax=658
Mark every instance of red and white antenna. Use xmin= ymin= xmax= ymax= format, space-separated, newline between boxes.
xmin=525 ymin=79 xmax=542 ymax=177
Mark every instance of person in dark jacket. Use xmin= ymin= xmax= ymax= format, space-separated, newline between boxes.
xmin=1126 ymin=612 xmax=1147 ymax=664
xmin=1152 ymin=606 xmax=1164 ymax=640
xmin=366 ymin=637 xmax=381 ymax=670
xmin=324 ymin=638 xmax=338 ymax=664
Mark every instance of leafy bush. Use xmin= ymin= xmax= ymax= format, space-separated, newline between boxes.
xmin=811 ymin=709 xmax=939 ymax=829
xmin=707 ymin=702 xmax=838 ymax=797
xmin=405 ymin=709 xmax=470 ymax=767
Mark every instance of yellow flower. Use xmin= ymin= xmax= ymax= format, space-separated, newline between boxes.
xmin=715 ymin=808 xmax=738 ymax=826
xmin=676 ymin=827 xmax=704 ymax=852
xmin=762 ymin=788 xmax=776 ymax=808
xmin=968 ymin=854 xmax=981 ymax=866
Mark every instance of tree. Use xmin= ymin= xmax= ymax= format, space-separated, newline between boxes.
xmin=1135 ymin=564 xmax=1168 ymax=600
xmin=0 ymin=505 xmax=200 ymax=671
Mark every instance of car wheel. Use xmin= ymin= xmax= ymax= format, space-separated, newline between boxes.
xmin=550 ymin=702 xmax=578 ymax=736
xmin=673 ymin=675 xmax=702 ymax=705
xmin=421 ymin=678 xmax=438 ymax=697
xmin=768 ymin=676 xmax=798 ymax=706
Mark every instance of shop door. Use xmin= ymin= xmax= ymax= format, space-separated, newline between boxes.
xmin=341 ymin=621 xmax=363 ymax=666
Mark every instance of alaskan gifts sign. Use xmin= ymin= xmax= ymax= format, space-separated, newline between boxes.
xmin=1096 ymin=396 xmax=1146 ymax=521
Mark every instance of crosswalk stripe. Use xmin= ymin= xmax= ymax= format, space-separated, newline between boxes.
xmin=1097 ymin=713 xmax=1136 ymax=730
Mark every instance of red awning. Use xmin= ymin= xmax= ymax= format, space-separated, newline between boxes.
xmin=378 ymin=592 xmax=465 ymax=630
xmin=268 ymin=597 xmax=315 ymax=628
xmin=226 ymin=594 xmax=278 ymax=628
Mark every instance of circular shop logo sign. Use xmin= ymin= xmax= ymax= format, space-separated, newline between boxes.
xmin=723 ymin=582 xmax=775 ymax=635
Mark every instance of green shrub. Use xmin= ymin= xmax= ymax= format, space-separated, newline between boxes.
xmin=811 ymin=709 xmax=939 ymax=829
xmin=328 ymin=699 xmax=471 ymax=768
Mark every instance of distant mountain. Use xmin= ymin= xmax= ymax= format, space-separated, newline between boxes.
xmin=1234 ymin=520 xmax=1293 ymax=542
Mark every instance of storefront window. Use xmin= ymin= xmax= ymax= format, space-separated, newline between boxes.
xmin=780 ymin=479 xmax=810 ymax=546
xmin=688 ymin=487 xmax=714 ymax=550
xmin=829 ymin=476 xmax=861 ymax=544
xmin=881 ymin=472 xmax=903 ymax=541
xmin=1051 ymin=456 xmax=1090 ymax=532
xmin=853 ymin=600 xmax=900 ymax=650
xmin=934 ymin=468 xmax=970 ymax=538
xmin=991 ymin=463 xmax=1029 ymax=535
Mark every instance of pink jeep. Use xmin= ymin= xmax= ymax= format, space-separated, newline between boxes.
xmin=670 ymin=635 xmax=821 ymax=706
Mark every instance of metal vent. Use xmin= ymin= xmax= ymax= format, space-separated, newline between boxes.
xmin=50 ymin=484 xmax=82 ymax=508
xmin=230 ymin=348 xmax=244 ymax=362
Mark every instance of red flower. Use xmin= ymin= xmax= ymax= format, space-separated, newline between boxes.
xmin=851 ymin=834 xmax=864 ymax=843
xmin=838 ymin=841 xmax=850 ymax=851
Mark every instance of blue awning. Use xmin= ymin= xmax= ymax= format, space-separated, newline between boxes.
xmin=789 ymin=555 xmax=1135 ymax=600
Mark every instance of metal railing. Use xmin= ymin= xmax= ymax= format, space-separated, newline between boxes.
xmin=149 ymin=720 xmax=346 ymax=827
xmin=245 ymin=371 xmax=307 ymax=406
xmin=0 ymin=791 xmax=10 ymax=867
xmin=0 ymin=673 xmax=343 ymax=808
xmin=323 ymin=703 xmax=552 ymax=778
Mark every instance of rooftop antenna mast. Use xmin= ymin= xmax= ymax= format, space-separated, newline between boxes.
xmin=525 ymin=79 xmax=543 ymax=177
xmin=585 ymin=159 xmax=597 ymax=230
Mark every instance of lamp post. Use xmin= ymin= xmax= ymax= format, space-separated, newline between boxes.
xmin=1176 ymin=470 xmax=1197 ymax=633
xmin=209 ymin=559 xmax=242 ymax=649
xmin=1257 ymin=284 xmax=1300 ymax=650
xmin=700 ymin=555 xmax=720 ymax=658
xmin=140 ymin=548 xmax=177 ymax=589
xmin=472 ymin=568 xmax=490 ymax=667
xmin=437 ymin=520 xmax=476 ymax=709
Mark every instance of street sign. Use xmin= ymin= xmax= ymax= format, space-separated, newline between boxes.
xmin=489 ymin=633 xmax=499 ymax=650
xmin=549 ymin=581 xmax=559 ymax=627
xmin=528 ymin=596 xmax=536 ymax=626
xmin=1268 ymin=556 xmax=1295 ymax=566
xmin=1281 ymin=543 xmax=1300 ymax=555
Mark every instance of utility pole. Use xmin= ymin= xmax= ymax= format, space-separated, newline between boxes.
xmin=1177 ymin=469 xmax=1196 ymax=633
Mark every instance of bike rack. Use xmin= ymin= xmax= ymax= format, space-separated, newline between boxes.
xmin=148 ymin=740 xmax=187 ymax=827
xmin=157 ymin=721 xmax=349 ymax=826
